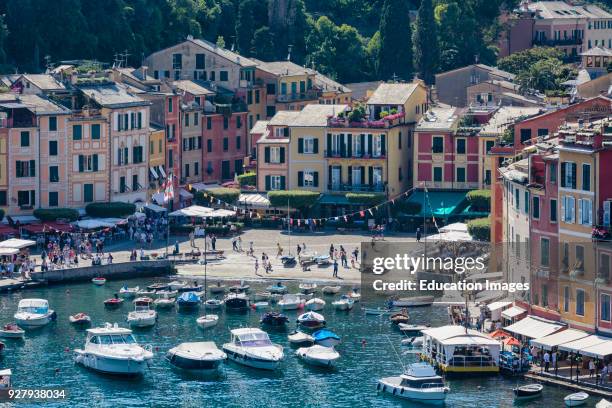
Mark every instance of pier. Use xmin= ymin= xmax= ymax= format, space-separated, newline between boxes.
xmin=525 ymin=370 xmax=612 ymax=398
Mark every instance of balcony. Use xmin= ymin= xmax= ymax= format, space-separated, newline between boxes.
xmin=276 ymin=90 xmax=319 ymax=103
xmin=533 ymin=37 xmax=581 ymax=46
xmin=327 ymin=183 xmax=385 ymax=193
xmin=324 ymin=150 xmax=385 ymax=159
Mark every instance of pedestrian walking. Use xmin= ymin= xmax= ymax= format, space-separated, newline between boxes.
xmin=590 ymin=359 xmax=596 ymax=377
xmin=189 ymin=231 xmax=195 ymax=247
xmin=333 ymin=259 xmax=338 ymax=278
xmin=296 ymin=244 xmax=301 ymax=256
xmin=416 ymin=227 xmax=422 ymax=242
xmin=254 ymin=259 xmax=259 ymax=276
xmin=543 ymin=351 xmax=550 ymax=372
xmin=552 ymin=351 xmax=557 ymax=374
xmin=211 ymin=235 xmax=217 ymax=251
xmin=277 ymin=243 xmax=283 ymax=257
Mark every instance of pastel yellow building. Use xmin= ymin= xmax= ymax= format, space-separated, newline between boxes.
xmin=147 ymin=124 xmax=165 ymax=200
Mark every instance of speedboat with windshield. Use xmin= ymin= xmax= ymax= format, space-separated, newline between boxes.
xmin=377 ymin=362 xmax=449 ymax=403
xmin=222 ymin=328 xmax=284 ymax=370
xmin=74 ymin=323 xmax=153 ymax=376
xmin=166 ymin=342 xmax=226 ymax=372
xmin=14 ymin=299 xmax=55 ymax=328
xmin=127 ymin=299 xmax=157 ymax=328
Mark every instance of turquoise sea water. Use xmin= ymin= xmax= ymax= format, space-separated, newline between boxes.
xmin=0 ymin=278 xmax=592 ymax=408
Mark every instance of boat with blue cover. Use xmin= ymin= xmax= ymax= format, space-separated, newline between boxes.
xmin=177 ymin=292 xmax=201 ymax=311
xmin=313 ymin=329 xmax=341 ymax=347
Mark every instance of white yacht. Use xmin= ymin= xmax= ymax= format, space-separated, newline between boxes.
xmin=222 ymin=328 xmax=284 ymax=370
xmin=74 ymin=323 xmax=154 ymax=376
xmin=14 ymin=299 xmax=55 ymax=328
xmin=127 ymin=300 xmax=157 ymax=328
xmin=377 ymin=363 xmax=449 ymax=403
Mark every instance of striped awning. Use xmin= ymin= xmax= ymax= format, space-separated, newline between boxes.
xmin=150 ymin=167 xmax=159 ymax=179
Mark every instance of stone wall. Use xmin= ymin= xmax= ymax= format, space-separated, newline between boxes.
xmin=31 ymin=260 xmax=175 ymax=283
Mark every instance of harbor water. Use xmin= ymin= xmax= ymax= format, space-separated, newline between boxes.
xmin=0 ymin=278 xmax=589 ymax=407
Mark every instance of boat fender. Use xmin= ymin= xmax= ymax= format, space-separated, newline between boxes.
xmin=392 ymin=388 xmax=396 ymax=395
xmin=382 ymin=385 xmax=386 ymax=393
xmin=400 ymin=388 xmax=404 ymax=395
xmin=376 ymin=383 xmax=381 ymax=391
xmin=64 ymin=347 xmax=70 ymax=352
xmin=50 ymin=311 xmax=57 ymax=320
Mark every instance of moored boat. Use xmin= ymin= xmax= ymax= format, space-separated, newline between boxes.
xmin=278 ymin=294 xmax=304 ymax=311
xmin=196 ymin=315 xmax=219 ymax=329
xmin=69 ymin=313 xmax=91 ymax=325
xmin=155 ymin=289 xmax=178 ymax=298
xmin=178 ymin=282 xmax=203 ymax=293
xmin=313 ymin=329 xmax=340 ymax=348
xmin=104 ymin=297 xmax=124 ymax=308
xmin=398 ymin=324 xmax=428 ymax=336
xmin=260 ymin=312 xmax=288 ymax=327
xmin=222 ymin=328 xmax=284 ymax=370
xmin=299 ymin=283 xmax=318 ymax=294
xmin=392 ymin=295 xmax=435 ymax=308
xmin=204 ymin=299 xmax=224 ymax=310
xmin=91 ymin=277 xmax=106 ymax=286
xmin=305 ymin=298 xmax=325 ymax=311
xmin=565 ymin=392 xmax=589 ymax=407
xmin=288 ymin=331 xmax=315 ymax=347
xmin=267 ymin=282 xmax=288 ymax=294
xmin=251 ymin=301 xmax=269 ymax=310
xmin=119 ymin=285 xmax=139 ymax=299
xmin=0 ymin=323 xmax=24 ymax=339
xmin=390 ymin=311 xmax=410 ymax=325
xmin=347 ymin=290 xmax=361 ymax=302
xmin=229 ymin=281 xmax=250 ymax=293
xmin=224 ymin=293 xmax=249 ymax=311
xmin=74 ymin=323 xmax=153 ymax=376
xmin=401 ymin=336 xmax=424 ymax=351
xmin=153 ymin=295 xmax=175 ymax=309
xmin=147 ymin=283 xmax=169 ymax=291
xmin=296 ymin=345 xmax=340 ymax=368
xmin=177 ymin=292 xmax=201 ymax=311
xmin=332 ymin=295 xmax=354 ymax=311
xmin=210 ymin=283 xmax=227 ymax=294
xmin=168 ymin=280 xmax=187 ymax=291
xmin=364 ymin=307 xmax=400 ymax=316
xmin=166 ymin=341 xmax=226 ymax=372
xmin=127 ymin=300 xmax=157 ymax=328
xmin=297 ymin=311 xmax=326 ymax=330
xmin=322 ymin=286 xmax=341 ymax=295
xmin=14 ymin=299 xmax=56 ymax=328
xmin=513 ymin=384 xmax=543 ymax=400
xmin=253 ymin=291 xmax=271 ymax=302
xmin=377 ymin=362 xmax=449 ymax=403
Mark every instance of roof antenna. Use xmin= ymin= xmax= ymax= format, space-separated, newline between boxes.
xmin=287 ymin=45 xmax=293 ymax=62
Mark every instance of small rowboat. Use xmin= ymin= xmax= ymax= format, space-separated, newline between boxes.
xmin=253 ymin=291 xmax=272 ymax=301
xmin=513 ymin=384 xmax=543 ymax=400
xmin=364 ymin=307 xmax=399 ymax=316
xmin=251 ymin=301 xmax=269 ymax=310
xmin=204 ymin=299 xmax=224 ymax=309
xmin=104 ymin=298 xmax=124 ymax=308
xmin=305 ymin=298 xmax=325 ymax=311
xmin=322 ymin=286 xmax=341 ymax=295
xmin=565 ymin=392 xmax=589 ymax=407
xmin=288 ymin=331 xmax=314 ymax=346
xmin=91 ymin=277 xmax=106 ymax=286
xmin=261 ymin=312 xmax=289 ymax=327
xmin=147 ymin=283 xmax=169 ymax=291
xmin=196 ymin=315 xmax=219 ymax=329
xmin=153 ymin=296 xmax=175 ymax=309
xmin=299 ymin=283 xmax=318 ymax=294
xmin=133 ymin=297 xmax=154 ymax=306
xmin=267 ymin=283 xmax=288 ymax=294
xmin=69 ymin=313 xmax=91 ymax=325
xmin=119 ymin=286 xmax=139 ymax=298
xmin=390 ymin=312 xmax=410 ymax=325
xmin=0 ymin=323 xmax=25 ymax=339
xmin=229 ymin=283 xmax=250 ymax=293
xmin=210 ymin=283 xmax=227 ymax=294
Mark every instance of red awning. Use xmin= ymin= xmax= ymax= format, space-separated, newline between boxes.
xmin=0 ymin=225 xmax=17 ymax=235
xmin=21 ymin=222 xmax=73 ymax=234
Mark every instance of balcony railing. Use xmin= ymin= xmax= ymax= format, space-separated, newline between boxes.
xmin=324 ymin=150 xmax=385 ymax=159
xmin=533 ymin=37 xmax=581 ymax=46
xmin=327 ymin=183 xmax=385 ymax=193
xmin=276 ymin=90 xmax=319 ymax=103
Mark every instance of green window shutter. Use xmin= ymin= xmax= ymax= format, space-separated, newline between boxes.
xmin=361 ymin=166 xmax=365 ymax=185
xmin=265 ymin=175 xmax=271 ymax=190
xmin=93 ymin=154 xmax=99 ymax=171
xmin=368 ymin=166 xmax=374 ymax=185
xmin=327 ymin=133 xmax=332 ymax=155
xmin=124 ymin=147 xmax=129 ymax=164
xmin=138 ymin=112 xmax=142 ymax=129
xmin=15 ymin=162 xmax=20 ymax=178
xmin=347 ymin=134 xmax=352 ymax=157
xmin=283 ymin=127 xmax=289 ymax=137
xmin=29 ymin=160 xmax=35 ymax=177
xmin=313 ymin=138 xmax=319 ymax=154
xmin=360 ymin=134 xmax=365 ymax=156
xmin=348 ymin=165 xmax=352 ymax=184
xmin=264 ymin=147 xmax=270 ymax=163
xmin=561 ymin=163 xmax=566 ymax=188
xmin=280 ymin=176 xmax=286 ymax=190
xmin=340 ymin=134 xmax=346 ymax=157
xmin=73 ymin=125 xmax=82 ymax=140
xmin=313 ymin=172 xmax=319 ymax=187
xmin=298 ymin=171 xmax=304 ymax=187
xmin=328 ymin=165 xmax=332 ymax=185
xmin=571 ymin=163 xmax=577 ymax=189
xmin=381 ymin=134 xmax=386 ymax=156
xmin=368 ymin=134 xmax=373 ymax=155
xmin=79 ymin=155 xmax=84 ymax=172
xmin=280 ymin=147 xmax=285 ymax=163
xmin=298 ymin=138 xmax=304 ymax=153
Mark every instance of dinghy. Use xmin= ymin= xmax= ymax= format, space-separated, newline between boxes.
xmin=398 ymin=324 xmax=428 ymax=336
xmin=253 ymin=291 xmax=272 ymax=302
xmin=166 ymin=341 xmax=226 ymax=372
xmin=251 ymin=301 xmax=269 ymax=310
xmin=0 ymin=323 xmax=25 ymax=339
xmin=513 ymin=384 xmax=543 ymax=400
xmin=204 ymin=299 xmax=224 ymax=310
xmin=322 ymin=286 xmax=341 ymax=295
xmin=364 ymin=307 xmax=399 ymax=316
xmin=332 ymin=295 xmax=354 ymax=311
xmin=297 ymin=311 xmax=326 ymax=330
xmin=565 ymin=392 xmax=589 ymax=407
xmin=390 ymin=311 xmax=410 ymax=325
xmin=229 ymin=282 xmax=250 ymax=293
xmin=288 ymin=331 xmax=315 ymax=347
xmin=260 ymin=312 xmax=289 ymax=327
xmin=196 ymin=315 xmax=219 ymax=329
xmin=91 ymin=277 xmax=106 ymax=286
xmin=299 ymin=283 xmax=318 ymax=294
xmin=296 ymin=345 xmax=340 ymax=368
xmin=153 ymin=295 xmax=175 ymax=309
xmin=305 ymin=298 xmax=325 ymax=311
xmin=147 ymin=283 xmax=169 ymax=291
xmin=313 ymin=329 xmax=340 ymax=347
xmin=69 ymin=313 xmax=91 ymax=325
xmin=104 ymin=297 xmax=124 ymax=308
xmin=267 ymin=282 xmax=288 ymax=294
xmin=177 ymin=292 xmax=201 ymax=311
xmin=278 ymin=294 xmax=304 ymax=311
xmin=210 ymin=283 xmax=227 ymax=294
xmin=119 ymin=285 xmax=139 ymax=299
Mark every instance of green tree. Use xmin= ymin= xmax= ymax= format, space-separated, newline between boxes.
xmin=216 ymin=36 xmax=226 ymax=48
xmin=365 ymin=31 xmax=381 ymax=76
xmin=497 ymin=47 xmax=564 ymax=75
xmin=414 ymin=0 xmax=438 ymax=85
xmin=236 ymin=0 xmax=268 ymax=56
xmin=0 ymin=15 xmax=7 ymax=67
xmin=377 ymin=0 xmax=413 ymax=81
xmin=251 ymin=26 xmax=275 ymax=61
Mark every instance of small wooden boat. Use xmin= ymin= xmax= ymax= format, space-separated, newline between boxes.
xmin=229 ymin=283 xmax=250 ymax=293
xmin=91 ymin=277 xmax=106 ymax=286
xmin=253 ymin=291 xmax=271 ymax=302
xmin=69 ymin=313 xmax=91 ymax=325
xmin=322 ymin=286 xmax=341 ymax=295
xmin=196 ymin=315 xmax=219 ymax=329
xmin=305 ymin=298 xmax=325 ymax=311
xmin=513 ymin=384 xmax=543 ymax=400
xmin=147 ymin=283 xmax=169 ymax=291
xmin=204 ymin=299 xmax=224 ymax=309
xmin=297 ymin=311 xmax=326 ymax=330
xmin=565 ymin=392 xmax=589 ymax=407
xmin=299 ymin=283 xmax=318 ymax=294
xmin=119 ymin=285 xmax=139 ymax=298
xmin=364 ymin=307 xmax=399 ymax=316
xmin=104 ymin=297 xmax=124 ymax=308
xmin=267 ymin=283 xmax=288 ymax=294
xmin=288 ymin=331 xmax=314 ymax=346
xmin=390 ymin=312 xmax=410 ymax=325
xmin=260 ymin=312 xmax=289 ymax=327
xmin=0 ymin=323 xmax=25 ymax=339
xmin=210 ymin=283 xmax=227 ymax=294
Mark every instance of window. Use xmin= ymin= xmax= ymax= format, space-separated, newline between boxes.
xmin=196 ymin=53 xmax=205 ymax=70
xmin=236 ymin=136 xmax=241 ymax=150
xmin=601 ymin=253 xmax=610 ymax=281
xmin=49 ymin=141 xmax=58 ymax=156
xmin=456 ymin=138 xmax=466 ymax=154
xmin=48 ymin=192 xmax=58 ymax=207
xmin=582 ymin=163 xmax=591 ymax=191
xmin=210 ymin=71 xmax=215 ymax=81
xmin=576 ymin=245 xmax=585 ymax=270
xmin=49 ymin=117 xmax=57 ymax=131
xmin=550 ymin=199 xmax=557 ymax=222
xmin=533 ymin=196 xmax=540 ymax=219
xmin=515 ymin=188 xmax=520 ymax=209
xmin=91 ymin=123 xmax=101 ymax=140
xmin=223 ymin=137 xmax=229 ymax=152
xmin=540 ymin=238 xmax=550 ymax=267
xmin=73 ymin=125 xmax=82 ymax=140
xmin=84 ymin=183 xmax=93 ymax=203
xmin=398 ymin=132 xmax=402 ymax=150
xmin=433 ymin=167 xmax=442 ymax=182
xmin=456 ymin=167 xmax=466 ymax=183
xmin=132 ymin=174 xmax=139 ymax=191
xmin=562 ymin=195 xmax=575 ymax=223
xmin=49 ymin=166 xmax=59 ymax=183
xmin=270 ymin=175 xmax=283 ymax=190
xmin=602 ymin=294 xmax=611 ymax=322
xmin=184 ymin=163 xmax=190 ymax=178
xmin=185 ymin=113 xmax=189 ymax=127
xmin=150 ymin=141 xmax=154 ymax=155
xmin=549 ymin=163 xmax=557 ymax=183
xmin=20 ymin=131 xmax=30 ymax=147
xmin=266 ymin=106 xmax=276 ymax=117
xmin=236 ymin=116 xmax=242 ymax=129
xmin=78 ymin=154 xmax=99 ymax=172
xmin=561 ymin=162 xmax=576 ymax=189
xmin=168 ymin=149 xmax=173 ymax=168
xmin=132 ymin=146 xmax=144 ymax=164
xmin=564 ymin=286 xmax=570 ymax=312
xmin=432 ymin=136 xmax=444 ymax=153
xmin=172 ymin=53 xmax=182 ymax=70
xmin=0 ymin=191 xmax=7 ymax=206
xmin=541 ymin=284 xmax=548 ymax=307
xmin=267 ymin=83 xmax=276 ymax=95
xmin=221 ymin=160 xmax=230 ymax=180
xmin=520 ymin=128 xmax=532 ymax=144
xmin=576 ymin=288 xmax=585 ymax=316
xmin=255 ymin=90 xmax=260 ymax=104
xmin=194 ymin=162 xmax=199 ymax=176
xmin=207 ymin=117 xmax=212 ymax=130
xmin=207 ymin=139 xmax=212 ymax=152
xmin=579 ymin=198 xmax=593 ymax=225
xmin=223 ymin=117 xmax=229 ymax=130
xmin=300 ymin=169 xmax=317 ymax=187
xmin=220 ymin=71 xmax=228 ymax=81
xmin=168 ymin=99 xmax=173 ymax=113
xmin=17 ymin=190 xmax=34 ymax=207
xmin=302 ymin=137 xmax=316 ymax=154
xmin=15 ymin=160 xmax=35 ymax=178
xmin=537 ymin=128 xmax=548 ymax=137
xmin=485 ymin=140 xmax=494 ymax=153
xmin=268 ymin=146 xmax=284 ymax=164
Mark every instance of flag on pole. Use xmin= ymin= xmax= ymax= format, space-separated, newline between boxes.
xmin=163 ymin=174 xmax=174 ymax=203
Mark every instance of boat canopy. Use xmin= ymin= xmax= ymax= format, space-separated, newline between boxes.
xmin=530 ymin=329 xmax=591 ymax=351
xmin=558 ymin=334 xmax=612 ymax=358
xmin=17 ymin=298 xmax=48 ymax=309
xmin=422 ymin=325 xmax=501 ymax=363
xmin=178 ymin=292 xmax=200 ymax=302
xmin=504 ymin=315 xmax=565 ymax=339
xmin=313 ymin=329 xmax=340 ymax=341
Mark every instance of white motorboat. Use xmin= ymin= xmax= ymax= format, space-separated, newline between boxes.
xmin=565 ymin=392 xmax=589 ymax=407
xmin=127 ymin=301 xmax=157 ymax=328
xmin=398 ymin=324 xmax=429 ymax=336
xmin=596 ymin=399 xmax=612 ymax=408
xmin=267 ymin=283 xmax=288 ymax=294
xmin=305 ymin=298 xmax=326 ymax=311
xmin=74 ymin=323 xmax=153 ymax=376
xmin=297 ymin=311 xmax=326 ymax=330
xmin=288 ymin=331 xmax=314 ymax=346
xmin=296 ymin=293 xmax=314 ymax=302
xmin=166 ymin=341 xmax=226 ymax=372
xmin=168 ymin=280 xmax=187 ymax=291
xmin=136 ymin=289 xmax=156 ymax=298
xmin=119 ymin=285 xmax=139 ymax=299
xmin=252 ymin=301 xmax=269 ymax=310
xmin=69 ymin=313 xmax=92 ymax=325
xmin=253 ymin=291 xmax=272 ymax=302
xmin=0 ymin=323 xmax=24 ymax=339
xmin=364 ymin=307 xmax=400 ymax=316
xmin=299 ymin=283 xmax=318 ymax=294
xmin=222 ymin=328 xmax=284 ymax=370
xmin=332 ymin=295 xmax=354 ymax=311
xmin=313 ymin=329 xmax=340 ymax=347
xmin=91 ymin=277 xmax=106 ymax=286
xmin=153 ymin=295 xmax=175 ymax=309
xmin=196 ymin=315 xmax=219 ymax=329
xmin=392 ymin=296 xmax=435 ymax=308
xmin=14 ymin=299 xmax=55 ymax=328
xmin=296 ymin=345 xmax=340 ymax=368
xmin=347 ymin=290 xmax=361 ymax=302
xmin=322 ymin=286 xmax=341 ymax=295
xmin=204 ymin=299 xmax=224 ymax=310
xmin=278 ymin=294 xmax=304 ymax=311
xmin=155 ymin=289 xmax=178 ymax=298
xmin=377 ymin=362 xmax=449 ymax=403
xmin=401 ymin=336 xmax=424 ymax=351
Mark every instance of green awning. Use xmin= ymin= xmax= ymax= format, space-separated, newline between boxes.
xmin=406 ymin=190 xmax=469 ymax=218
xmin=318 ymin=194 xmax=351 ymax=205
xmin=461 ymin=204 xmax=489 ymax=218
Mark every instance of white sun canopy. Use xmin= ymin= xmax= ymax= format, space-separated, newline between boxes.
xmin=504 ymin=315 xmax=565 ymax=339
xmin=502 ymin=306 xmax=526 ymax=320
xmin=209 ymin=209 xmax=236 ymax=218
xmin=531 ymin=329 xmax=591 ymax=351
xmin=0 ymin=247 xmax=19 ymax=256
xmin=558 ymin=334 xmax=612 ymax=358
xmin=168 ymin=205 xmax=214 ymax=218
xmin=0 ymin=238 xmax=36 ymax=249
